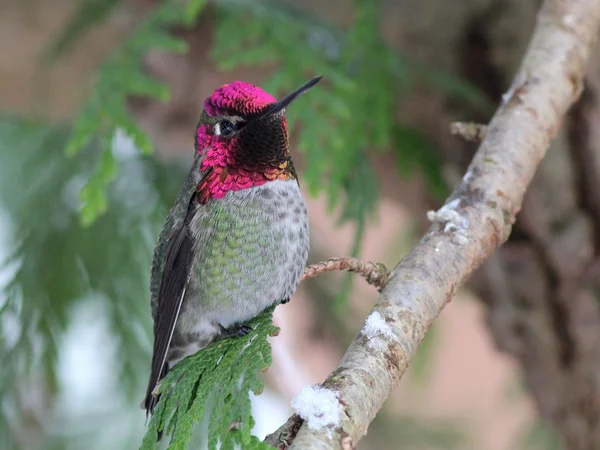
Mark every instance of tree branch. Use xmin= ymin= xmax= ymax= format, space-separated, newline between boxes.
xmin=449 ymin=121 xmax=488 ymax=143
xmin=301 ymin=258 xmax=389 ymax=292
xmin=267 ymin=1 xmax=600 ymax=448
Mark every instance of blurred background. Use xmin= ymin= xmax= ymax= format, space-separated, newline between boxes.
xmin=3 ymin=0 xmax=599 ymax=448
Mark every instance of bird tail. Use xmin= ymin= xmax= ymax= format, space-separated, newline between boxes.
xmin=141 ymin=362 xmax=170 ymax=441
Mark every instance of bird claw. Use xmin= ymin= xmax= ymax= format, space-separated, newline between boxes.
xmin=280 ymin=297 xmax=290 ymax=304
xmin=220 ymin=323 xmax=253 ymax=338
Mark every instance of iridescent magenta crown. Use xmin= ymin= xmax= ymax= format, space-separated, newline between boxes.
xmin=203 ymin=81 xmax=277 ymax=117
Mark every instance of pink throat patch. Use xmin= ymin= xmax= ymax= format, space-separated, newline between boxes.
xmin=196 ymin=81 xmax=290 ymax=204
xmin=196 ymin=123 xmax=290 ymax=205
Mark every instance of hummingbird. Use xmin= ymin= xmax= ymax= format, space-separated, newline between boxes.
xmin=143 ymin=76 xmax=322 ymax=415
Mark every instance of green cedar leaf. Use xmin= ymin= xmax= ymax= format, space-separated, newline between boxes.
xmin=61 ymin=0 xmax=206 ymax=225
xmin=0 ymin=116 xmax=188 ymax=447
xmin=185 ymin=0 xmax=209 ymax=26
xmin=53 ymin=0 xmax=205 ymax=226
xmin=140 ymin=308 xmax=278 ymax=450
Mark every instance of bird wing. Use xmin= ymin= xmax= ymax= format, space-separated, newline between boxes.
xmin=144 ymin=186 xmax=199 ymax=415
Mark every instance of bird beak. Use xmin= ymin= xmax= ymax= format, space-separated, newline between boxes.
xmin=265 ymin=76 xmax=322 ymax=117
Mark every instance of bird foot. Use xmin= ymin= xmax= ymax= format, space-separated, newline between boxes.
xmin=220 ymin=323 xmax=253 ymax=338
xmin=280 ymin=297 xmax=290 ymax=304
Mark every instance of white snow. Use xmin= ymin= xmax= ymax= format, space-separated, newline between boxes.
xmin=452 ymin=233 xmax=469 ymax=245
xmin=502 ymin=72 xmax=527 ymax=105
xmin=564 ymin=15 xmax=575 ymax=27
xmin=462 ymin=169 xmax=474 ymax=183
xmin=435 ymin=199 xmax=463 ymax=224
xmin=291 ymin=385 xmax=342 ymax=436
xmin=363 ymin=312 xmax=394 ymax=340
xmin=363 ymin=312 xmax=395 ymax=350
xmin=443 ymin=221 xmax=458 ymax=233
xmin=427 ymin=199 xmax=470 ymax=245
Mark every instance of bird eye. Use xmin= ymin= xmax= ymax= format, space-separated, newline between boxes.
xmin=214 ymin=120 xmax=236 ymax=137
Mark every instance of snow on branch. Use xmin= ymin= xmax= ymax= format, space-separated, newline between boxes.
xmin=268 ymin=0 xmax=600 ymax=448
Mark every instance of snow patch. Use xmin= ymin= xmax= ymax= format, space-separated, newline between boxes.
xmin=502 ymin=88 xmax=515 ymax=104
xmin=436 ymin=199 xmax=462 ymax=222
xmin=502 ymin=72 xmax=528 ymax=105
xmin=291 ymin=386 xmax=342 ymax=436
xmin=443 ymin=221 xmax=458 ymax=233
xmin=363 ymin=312 xmax=395 ymax=350
xmin=427 ymin=199 xmax=470 ymax=245
xmin=462 ymin=169 xmax=475 ymax=183
xmin=564 ymin=15 xmax=575 ymax=27
xmin=363 ymin=312 xmax=394 ymax=339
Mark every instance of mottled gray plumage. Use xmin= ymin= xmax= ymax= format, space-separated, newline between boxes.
xmin=144 ymin=152 xmax=309 ymax=414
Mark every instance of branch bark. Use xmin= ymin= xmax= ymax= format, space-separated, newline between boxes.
xmin=301 ymin=258 xmax=389 ymax=291
xmin=267 ymin=1 xmax=600 ymax=448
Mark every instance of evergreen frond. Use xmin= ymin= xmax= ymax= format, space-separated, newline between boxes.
xmin=64 ymin=0 xmax=207 ymax=226
xmin=44 ymin=0 xmax=124 ymax=59
xmin=140 ymin=309 xmax=278 ymax=450
xmin=211 ymin=0 xmax=463 ymax=239
xmin=0 ymin=116 xmax=186 ymax=447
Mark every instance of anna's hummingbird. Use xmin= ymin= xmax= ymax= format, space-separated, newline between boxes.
xmin=143 ymin=76 xmax=321 ymax=415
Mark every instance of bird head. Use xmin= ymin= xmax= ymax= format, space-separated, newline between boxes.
xmin=195 ymin=76 xmax=322 ymax=203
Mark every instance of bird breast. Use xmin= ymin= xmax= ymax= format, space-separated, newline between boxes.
xmin=183 ymin=178 xmax=309 ymax=330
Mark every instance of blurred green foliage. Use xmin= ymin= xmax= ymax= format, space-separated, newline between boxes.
xmin=54 ymin=0 xmax=199 ymax=225
xmin=0 ymin=117 xmax=185 ymax=449
xmin=56 ymin=0 xmax=491 ymax=232
xmin=0 ymin=0 xmax=499 ymax=448
xmin=519 ymin=418 xmax=564 ymax=450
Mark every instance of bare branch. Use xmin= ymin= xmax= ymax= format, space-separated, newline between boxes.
xmin=272 ymin=1 xmax=600 ymax=448
xmin=450 ymin=121 xmax=488 ymax=143
xmin=301 ymin=258 xmax=389 ymax=291
xmin=264 ymin=415 xmax=304 ymax=450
